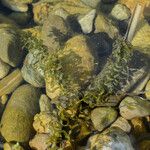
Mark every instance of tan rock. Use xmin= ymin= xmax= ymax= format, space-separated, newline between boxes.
xmin=33 ymin=2 xmax=54 ymax=24
xmin=119 ymin=96 xmax=150 ymax=120
xmin=111 ymin=117 xmax=131 ymax=133
xmin=91 ymin=107 xmax=118 ymax=131
xmin=119 ymin=0 xmax=149 ymax=16
xmin=1 ymin=0 xmax=32 ymax=12
xmin=3 ymin=142 xmax=24 ymax=150
xmin=145 ymin=80 xmax=150 ymax=99
xmin=33 ymin=112 xmax=62 ymax=134
xmin=41 ymin=14 xmax=69 ymax=51
xmin=29 ymin=134 xmax=50 ymax=150
xmin=94 ymin=14 xmax=118 ymax=38
xmin=0 ymin=84 xmax=41 ymax=142
xmin=87 ymin=127 xmax=134 ymax=150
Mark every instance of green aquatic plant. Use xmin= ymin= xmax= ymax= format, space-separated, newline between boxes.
xmin=20 ymin=31 xmax=49 ymax=77
xmin=83 ymin=37 xmax=133 ymax=107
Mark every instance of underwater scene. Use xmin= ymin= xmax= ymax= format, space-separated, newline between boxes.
xmin=0 ymin=0 xmax=149 ymax=149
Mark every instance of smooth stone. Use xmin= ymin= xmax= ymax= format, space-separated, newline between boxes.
xmin=33 ymin=111 xmax=62 ymax=134
xmin=29 ymin=134 xmax=50 ymax=150
xmin=145 ymin=80 xmax=150 ymax=99
xmin=8 ymin=12 xmax=31 ymax=26
xmin=119 ymin=96 xmax=150 ymax=120
xmin=94 ymin=14 xmax=118 ymax=38
xmin=0 ymin=59 xmax=10 ymax=79
xmin=110 ymin=3 xmax=131 ymax=21
xmin=39 ymin=94 xmax=52 ymax=112
xmin=1 ymin=0 xmax=32 ymax=12
xmin=0 ymin=84 xmax=41 ymax=142
xmin=78 ymin=9 xmax=96 ymax=34
xmin=0 ymin=69 xmax=23 ymax=97
xmin=111 ymin=117 xmax=131 ymax=133
xmin=21 ymin=53 xmax=45 ymax=88
xmin=41 ymin=14 xmax=69 ymax=51
xmin=87 ymin=127 xmax=134 ymax=150
xmin=53 ymin=8 xmax=70 ymax=20
xmin=52 ymin=1 xmax=91 ymax=15
xmin=91 ymin=107 xmax=118 ymax=131
xmin=3 ymin=142 xmax=24 ymax=150
xmin=0 ymin=27 xmax=22 ymax=67
xmin=81 ymin=0 xmax=101 ymax=8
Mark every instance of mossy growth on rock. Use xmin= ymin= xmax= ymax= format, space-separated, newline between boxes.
xmin=45 ymin=35 xmax=99 ymax=110
xmin=83 ymin=37 xmax=133 ymax=107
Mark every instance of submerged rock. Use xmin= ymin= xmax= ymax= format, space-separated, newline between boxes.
xmin=91 ymin=107 xmax=118 ymax=131
xmin=21 ymin=53 xmax=45 ymax=88
xmin=81 ymin=0 xmax=101 ymax=8
xmin=110 ymin=3 xmax=131 ymax=21
xmin=33 ymin=111 xmax=62 ymax=134
xmin=21 ymin=28 xmax=49 ymax=88
xmin=32 ymin=111 xmax=62 ymax=149
xmin=0 ymin=26 xmax=23 ymax=67
xmin=94 ymin=14 xmax=118 ymax=38
xmin=111 ymin=117 xmax=131 ymax=133
xmin=45 ymin=35 xmax=99 ymax=104
xmin=8 ymin=12 xmax=31 ymax=26
xmin=78 ymin=9 xmax=96 ymax=34
xmin=52 ymin=1 xmax=91 ymax=16
xmin=39 ymin=94 xmax=52 ymax=112
xmin=119 ymin=96 xmax=150 ymax=120
xmin=0 ymin=84 xmax=41 ymax=142
xmin=29 ymin=134 xmax=50 ymax=150
xmin=33 ymin=0 xmax=91 ymax=26
xmin=0 ymin=14 xmax=17 ymax=27
xmin=87 ymin=127 xmax=134 ymax=150
xmin=33 ymin=1 xmax=54 ymax=24
xmin=1 ymin=0 xmax=32 ymax=12
xmin=0 ymin=69 xmax=23 ymax=97
xmin=145 ymin=80 xmax=150 ymax=99
xmin=3 ymin=142 xmax=24 ymax=150
xmin=41 ymin=14 xmax=69 ymax=51
xmin=53 ymin=8 xmax=69 ymax=20
xmin=0 ymin=59 xmax=10 ymax=79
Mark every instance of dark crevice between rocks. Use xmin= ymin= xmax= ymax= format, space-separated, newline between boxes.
xmin=86 ymin=32 xmax=113 ymax=75
xmin=66 ymin=15 xmax=82 ymax=34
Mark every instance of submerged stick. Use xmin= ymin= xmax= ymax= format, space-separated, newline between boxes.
xmin=125 ymin=4 xmax=142 ymax=42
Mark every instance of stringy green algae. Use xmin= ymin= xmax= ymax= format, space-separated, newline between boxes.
xmin=20 ymin=30 xmax=49 ymax=77
xmin=83 ymin=37 xmax=133 ymax=107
